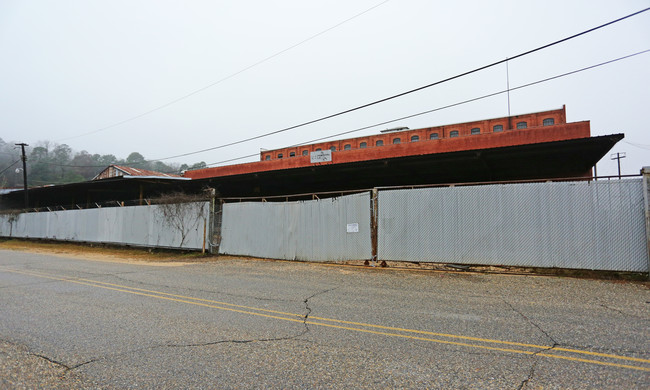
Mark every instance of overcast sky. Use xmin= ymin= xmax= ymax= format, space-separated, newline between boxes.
xmin=1 ymin=0 xmax=648 ymax=176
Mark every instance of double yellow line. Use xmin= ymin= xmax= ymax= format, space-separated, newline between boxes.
xmin=2 ymin=266 xmax=649 ymax=372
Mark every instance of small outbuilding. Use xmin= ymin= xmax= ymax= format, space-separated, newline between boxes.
xmin=93 ymin=165 xmax=181 ymax=180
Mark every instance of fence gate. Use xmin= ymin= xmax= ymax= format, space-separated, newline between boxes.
xmin=218 ymin=192 xmax=372 ymax=262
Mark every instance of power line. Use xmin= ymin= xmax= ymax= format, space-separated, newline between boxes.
xmin=29 ymin=48 xmax=650 ymax=172
xmin=202 ymin=48 xmax=650 ymax=167
xmin=623 ymin=140 xmax=650 ymax=150
xmin=149 ymin=7 xmax=650 ymax=163
xmin=56 ymin=0 xmax=391 ymax=142
xmin=0 ymin=159 xmax=21 ymax=176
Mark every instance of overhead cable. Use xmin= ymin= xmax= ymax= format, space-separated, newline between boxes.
xmin=201 ymin=48 xmax=650 ymax=167
xmin=150 ymin=7 xmax=650 ymax=163
xmin=0 ymin=159 xmax=21 ymax=175
xmin=56 ymin=0 xmax=391 ymax=142
xmin=39 ymin=48 xmax=650 ymax=171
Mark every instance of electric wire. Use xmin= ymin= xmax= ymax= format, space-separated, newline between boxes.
xmin=56 ymin=0 xmax=391 ymax=142
xmin=0 ymin=160 xmax=22 ymax=176
xmin=147 ymin=6 xmax=650 ymax=163
xmin=28 ymin=48 xmax=650 ymax=172
xmin=202 ymin=49 xmax=650 ymax=167
xmin=623 ymin=141 xmax=650 ymax=150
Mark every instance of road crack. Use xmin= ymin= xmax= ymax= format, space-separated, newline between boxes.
xmin=302 ymin=287 xmax=337 ymax=331
xmin=598 ymin=303 xmax=648 ymax=321
xmin=30 ymin=353 xmax=70 ymax=370
xmin=517 ymin=343 xmax=557 ymax=390
xmin=503 ymin=299 xmax=559 ymax=390
xmin=503 ymin=299 xmax=557 ymax=345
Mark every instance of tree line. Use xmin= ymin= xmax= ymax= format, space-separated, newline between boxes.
xmin=0 ymin=138 xmax=206 ymax=188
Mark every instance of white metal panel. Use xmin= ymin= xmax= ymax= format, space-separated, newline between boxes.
xmin=0 ymin=202 xmax=209 ymax=250
xmin=378 ymin=180 xmax=648 ymax=272
xmin=219 ymin=192 xmax=372 ymax=261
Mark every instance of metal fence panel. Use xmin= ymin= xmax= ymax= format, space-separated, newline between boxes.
xmin=219 ymin=192 xmax=371 ymax=261
xmin=0 ymin=202 xmax=209 ymax=250
xmin=378 ymin=180 xmax=648 ymax=272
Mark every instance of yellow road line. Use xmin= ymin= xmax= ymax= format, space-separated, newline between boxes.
xmin=52 ymin=271 xmax=650 ymax=365
xmin=2 ymin=266 xmax=649 ymax=371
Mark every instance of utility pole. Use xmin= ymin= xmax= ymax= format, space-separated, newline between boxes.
xmin=15 ymin=143 xmax=28 ymax=208
xmin=610 ymin=152 xmax=626 ymax=179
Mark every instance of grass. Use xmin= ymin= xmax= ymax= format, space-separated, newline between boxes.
xmin=0 ymin=238 xmax=214 ymax=263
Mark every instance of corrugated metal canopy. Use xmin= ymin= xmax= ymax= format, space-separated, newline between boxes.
xmin=0 ymin=134 xmax=623 ymax=210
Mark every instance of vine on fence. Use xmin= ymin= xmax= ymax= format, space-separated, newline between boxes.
xmin=0 ymin=209 xmax=21 ymax=237
xmin=151 ymin=192 xmax=209 ymax=248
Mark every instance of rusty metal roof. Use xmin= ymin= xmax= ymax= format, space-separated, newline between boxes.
xmin=93 ymin=165 xmax=182 ymax=180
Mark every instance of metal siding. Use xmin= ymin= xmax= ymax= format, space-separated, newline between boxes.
xmin=219 ymin=192 xmax=372 ymax=261
xmin=0 ymin=202 xmax=209 ymax=250
xmin=378 ymin=180 xmax=648 ymax=272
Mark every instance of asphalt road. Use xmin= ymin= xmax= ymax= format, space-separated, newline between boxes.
xmin=1 ymin=249 xmax=649 ymax=389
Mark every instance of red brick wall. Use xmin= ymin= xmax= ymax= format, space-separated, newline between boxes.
xmin=260 ymin=106 xmax=567 ymax=161
xmin=185 ymin=117 xmax=590 ymax=180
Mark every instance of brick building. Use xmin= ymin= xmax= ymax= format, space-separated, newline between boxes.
xmin=185 ymin=106 xmax=596 ymax=182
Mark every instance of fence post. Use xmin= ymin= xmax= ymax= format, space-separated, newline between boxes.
xmin=641 ymin=167 xmax=650 ymax=278
xmin=370 ymin=188 xmax=378 ymax=266
xmin=207 ymin=188 xmax=220 ymax=255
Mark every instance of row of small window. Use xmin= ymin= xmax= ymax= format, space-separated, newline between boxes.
xmin=266 ymin=118 xmax=555 ymax=159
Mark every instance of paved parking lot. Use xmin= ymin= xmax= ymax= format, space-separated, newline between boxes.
xmin=1 ymin=249 xmax=649 ymax=388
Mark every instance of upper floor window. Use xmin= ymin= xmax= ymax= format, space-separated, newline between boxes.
xmin=450 ymin=130 xmax=459 ymax=138
xmin=430 ymin=133 xmax=439 ymax=140
xmin=278 ymin=153 xmax=283 ymax=158
xmin=360 ymin=142 xmax=367 ymax=149
xmin=543 ymin=118 xmax=555 ymax=126
xmin=289 ymin=152 xmax=295 ymax=157
xmin=302 ymin=150 xmax=308 ymax=156
xmin=411 ymin=135 xmax=419 ymax=142
xmin=344 ymin=144 xmax=351 ymax=150
xmin=376 ymin=140 xmax=384 ymax=146
xmin=493 ymin=124 xmax=503 ymax=132
xmin=315 ymin=148 xmax=322 ymax=151
xmin=470 ymin=127 xmax=480 ymax=135
xmin=329 ymin=146 xmax=336 ymax=152
xmin=265 ymin=155 xmax=270 ymax=161
xmin=393 ymin=138 xmax=401 ymax=144
xmin=517 ymin=121 xmax=527 ymax=129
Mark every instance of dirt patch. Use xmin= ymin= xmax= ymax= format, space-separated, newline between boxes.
xmin=0 ymin=239 xmax=217 ymax=266
xmin=2 ymin=239 xmax=648 ymax=282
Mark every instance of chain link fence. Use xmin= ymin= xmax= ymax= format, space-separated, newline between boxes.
xmin=377 ymin=179 xmax=647 ymax=272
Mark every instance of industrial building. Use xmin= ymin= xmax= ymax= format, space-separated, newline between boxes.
xmin=0 ymin=106 xmax=624 ymax=210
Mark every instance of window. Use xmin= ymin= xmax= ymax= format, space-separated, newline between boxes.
xmin=315 ymin=148 xmax=322 ymax=151
xmin=344 ymin=144 xmax=351 ymax=150
xmin=517 ymin=121 xmax=527 ymax=129
xmin=493 ymin=124 xmax=503 ymax=132
xmin=543 ymin=118 xmax=555 ymax=126
xmin=329 ymin=146 xmax=336 ymax=152
xmin=393 ymin=138 xmax=401 ymax=144
xmin=430 ymin=133 xmax=439 ymax=140
xmin=411 ymin=135 xmax=419 ymax=142
xmin=289 ymin=152 xmax=295 ymax=157
xmin=450 ymin=130 xmax=459 ymax=138
xmin=360 ymin=142 xmax=367 ymax=149
xmin=470 ymin=127 xmax=480 ymax=135
xmin=302 ymin=150 xmax=308 ymax=156
xmin=376 ymin=140 xmax=384 ymax=146
xmin=265 ymin=155 xmax=270 ymax=161
xmin=278 ymin=153 xmax=283 ymax=158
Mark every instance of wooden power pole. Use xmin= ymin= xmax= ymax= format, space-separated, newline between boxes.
xmin=15 ymin=143 xmax=28 ymax=208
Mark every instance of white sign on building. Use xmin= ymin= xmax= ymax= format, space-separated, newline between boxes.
xmin=310 ymin=150 xmax=332 ymax=163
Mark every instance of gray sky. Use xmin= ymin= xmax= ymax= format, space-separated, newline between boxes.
xmin=1 ymin=0 xmax=649 ymax=176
